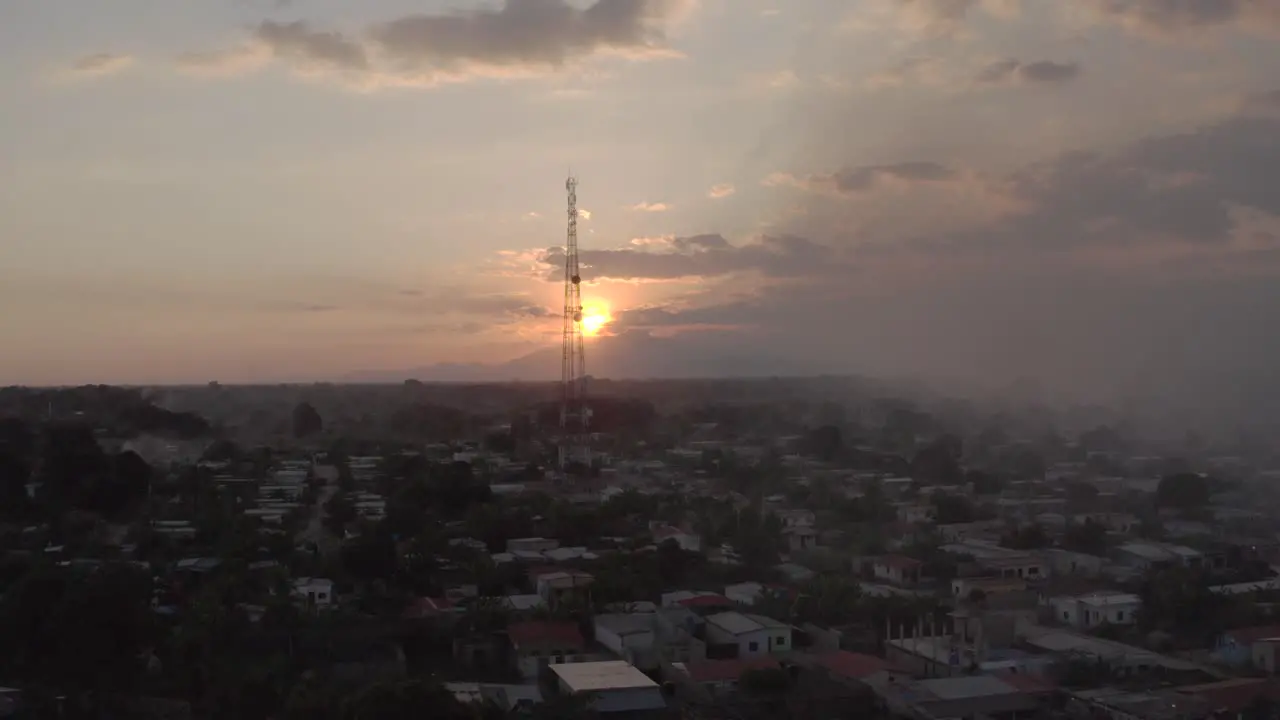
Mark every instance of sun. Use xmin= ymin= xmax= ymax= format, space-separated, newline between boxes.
xmin=580 ymin=304 xmax=612 ymax=336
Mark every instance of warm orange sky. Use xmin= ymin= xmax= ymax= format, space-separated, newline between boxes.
xmin=3 ymin=0 xmax=1280 ymax=396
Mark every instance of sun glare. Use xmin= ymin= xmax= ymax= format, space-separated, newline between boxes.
xmin=581 ymin=304 xmax=612 ymax=336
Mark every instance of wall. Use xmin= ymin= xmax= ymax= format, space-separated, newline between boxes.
xmin=594 ymin=623 xmax=656 ymax=658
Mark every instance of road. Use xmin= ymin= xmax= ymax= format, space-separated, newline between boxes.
xmin=301 ymin=464 xmax=340 ymax=548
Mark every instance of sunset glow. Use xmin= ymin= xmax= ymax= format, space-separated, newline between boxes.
xmin=581 ymin=304 xmax=613 ymax=337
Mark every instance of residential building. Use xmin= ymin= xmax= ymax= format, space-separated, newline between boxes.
xmin=594 ymin=614 xmax=656 ymax=661
xmin=550 ymin=661 xmax=667 ymax=713
xmin=1048 ymin=593 xmax=1140 ymax=629
xmin=704 ymin=612 xmax=791 ymax=658
xmin=1213 ymin=625 xmax=1280 ymax=668
xmin=293 ymin=577 xmax=334 ymax=609
xmin=872 ymin=555 xmax=923 ymax=586
xmin=508 ymin=621 xmax=588 ymax=680
xmin=669 ymin=657 xmax=779 ymax=699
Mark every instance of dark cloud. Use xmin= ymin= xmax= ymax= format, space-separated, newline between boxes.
xmin=603 ymin=104 xmax=1280 ymax=413
xmin=254 ymin=20 xmax=370 ymax=71
xmin=182 ymin=0 xmax=689 ymax=84
xmin=369 ymin=0 xmax=685 ymax=70
xmin=1084 ymin=0 xmax=1280 ymax=37
xmin=538 ymin=234 xmax=836 ymax=281
xmin=778 ymin=162 xmax=958 ymax=195
xmin=66 ymin=52 xmax=133 ymax=78
xmin=976 ymin=59 xmax=1081 ymax=85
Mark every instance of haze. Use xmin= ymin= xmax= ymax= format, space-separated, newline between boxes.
xmin=3 ymin=0 xmax=1280 ymax=413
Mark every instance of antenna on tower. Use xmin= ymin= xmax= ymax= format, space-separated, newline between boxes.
xmin=559 ymin=175 xmax=590 ymax=473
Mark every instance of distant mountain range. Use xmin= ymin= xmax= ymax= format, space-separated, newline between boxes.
xmin=344 ymin=330 xmax=810 ymax=383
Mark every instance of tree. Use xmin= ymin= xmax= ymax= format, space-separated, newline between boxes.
xmin=966 ymin=470 xmax=1004 ymax=495
xmin=1065 ymin=481 xmax=1101 ymax=512
xmin=292 ymin=402 xmax=324 ymax=439
xmin=911 ymin=435 xmax=964 ymax=485
xmin=1156 ymin=473 xmax=1211 ymax=511
xmin=1062 ymin=520 xmax=1109 ymax=556
xmin=340 ymin=678 xmax=473 ymax=720
xmin=1000 ymin=524 xmax=1050 ymax=550
xmin=802 ymin=425 xmax=843 ymax=462
xmin=932 ymin=492 xmax=976 ymax=524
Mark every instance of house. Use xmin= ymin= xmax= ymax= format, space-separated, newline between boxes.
xmin=550 ymin=661 xmax=667 ymax=713
xmin=671 ymin=657 xmax=780 ymax=699
xmin=1048 ymin=593 xmax=1140 ymax=629
xmin=594 ymin=614 xmax=656 ymax=661
xmin=811 ymin=650 xmax=903 ymax=691
xmin=292 ymin=578 xmax=334 ymax=608
xmin=661 ymin=591 xmax=733 ymax=613
xmin=705 ymin=612 xmax=791 ymax=658
xmin=776 ymin=509 xmax=816 ymax=528
xmin=508 ymin=621 xmax=588 ymax=680
xmin=1115 ymin=541 xmax=1203 ymax=571
xmin=651 ymin=524 xmax=702 ymax=552
xmin=507 ymin=537 xmax=559 ymax=554
xmin=878 ymin=675 xmax=1050 ymax=720
xmin=976 ymin=553 xmax=1046 ymax=581
xmin=872 ymin=555 xmax=923 ymax=586
xmin=785 ymin=525 xmax=819 ymax=552
xmin=951 ymin=576 xmax=1026 ymax=601
xmin=1213 ymin=625 xmax=1280 ymax=668
xmin=1047 ymin=549 xmax=1107 ymax=576
xmin=533 ymin=569 xmax=594 ymax=610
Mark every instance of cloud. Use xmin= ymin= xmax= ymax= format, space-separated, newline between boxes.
xmin=628 ymin=201 xmax=671 ymax=212
xmin=1077 ymin=0 xmax=1280 ymax=38
xmin=178 ymin=0 xmax=692 ymax=88
xmin=708 ymin=183 xmax=736 ymax=199
xmin=598 ymin=103 xmax=1280 ymax=407
xmin=65 ymin=53 xmax=134 ymax=79
xmin=864 ymin=56 xmax=946 ymax=90
xmin=975 ymin=59 xmax=1081 ymax=86
xmin=845 ymin=0 xmax=1023 ymax=39
xmin=768 ymin=161 xmax=959 ymax=195
xmin=535 ymin=234 xmax=836 ymax=281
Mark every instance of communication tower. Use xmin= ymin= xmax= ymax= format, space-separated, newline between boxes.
xmin=559 ymin=176 xmax=591 ymax=471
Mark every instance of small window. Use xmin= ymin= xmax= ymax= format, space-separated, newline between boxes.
xmin=749 ymin=642 xmax=759 ymax=652
xmin=776 ymin=636 xmax=786 ymax=645
xmin=1063 ymin=611 xmax=1069 ymax=620
xmin=1116 ymin=611 xmax=1125 ymax=621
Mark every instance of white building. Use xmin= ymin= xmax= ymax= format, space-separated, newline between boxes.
xmin=293 ymin=577 xmax=334 ymax=608
xmin=1048 ymin=593 xmax=1140 ymax=629
xmin=594 ymin=614 xmax=656 ymax=660
xmin=550 ymin=661 xmax=667 ymax=713
xmin=705 ymin=612 xmax=791 ymax=658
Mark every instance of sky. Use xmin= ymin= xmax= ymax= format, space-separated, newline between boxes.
xmin=2 ymin=0 xmax=1280 ymax=404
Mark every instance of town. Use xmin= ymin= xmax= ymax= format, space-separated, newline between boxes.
xmin=2 ymin=379 xmax=1279 ymax=720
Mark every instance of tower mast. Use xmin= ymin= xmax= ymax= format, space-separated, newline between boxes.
xmin=560 ymin=176 xmax=590 ymax=471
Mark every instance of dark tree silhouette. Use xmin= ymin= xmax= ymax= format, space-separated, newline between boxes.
xmin=292 ymin=402 xmax=324 ymax=439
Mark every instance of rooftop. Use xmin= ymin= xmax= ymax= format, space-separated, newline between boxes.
xmin=682 ymin=657 xmax=779 ymax=683
xmin=915 ymin=675 xmax=1019 ymax=701
xmin=595 ymin=613 xmax=655 ymax=636
xmin=815 ymin=651 xmax=892 ymax=680
xmin=707 ymin=611 xmax=767 ymax=635
xmin=552 ymin=661 xmax=659 ymax=693
xmin=507 ymin=621 xmax=584 ymax=648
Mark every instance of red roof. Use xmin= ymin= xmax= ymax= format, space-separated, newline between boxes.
xmin=877 ymin=555 xmax=923 ymax=569
xmin=1224 ymin=625 xmax=1280 ymax=645
xmin=1179 ymin=678 xmax=1280 ymax=714
xmin=508 ymin=621 xmax=585 ymax=649
xmin=686 ymin=657 xmax=779 ymax=683
xmin=995 ymin=672 xmax=1057 ymax=694
xmin=678 ymin=593 xmax=733 ymax=608
xmin=816 ymin=651 xmax=892 ymax=680
xmin=403 ymin=596 xmax=453 ymax=619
